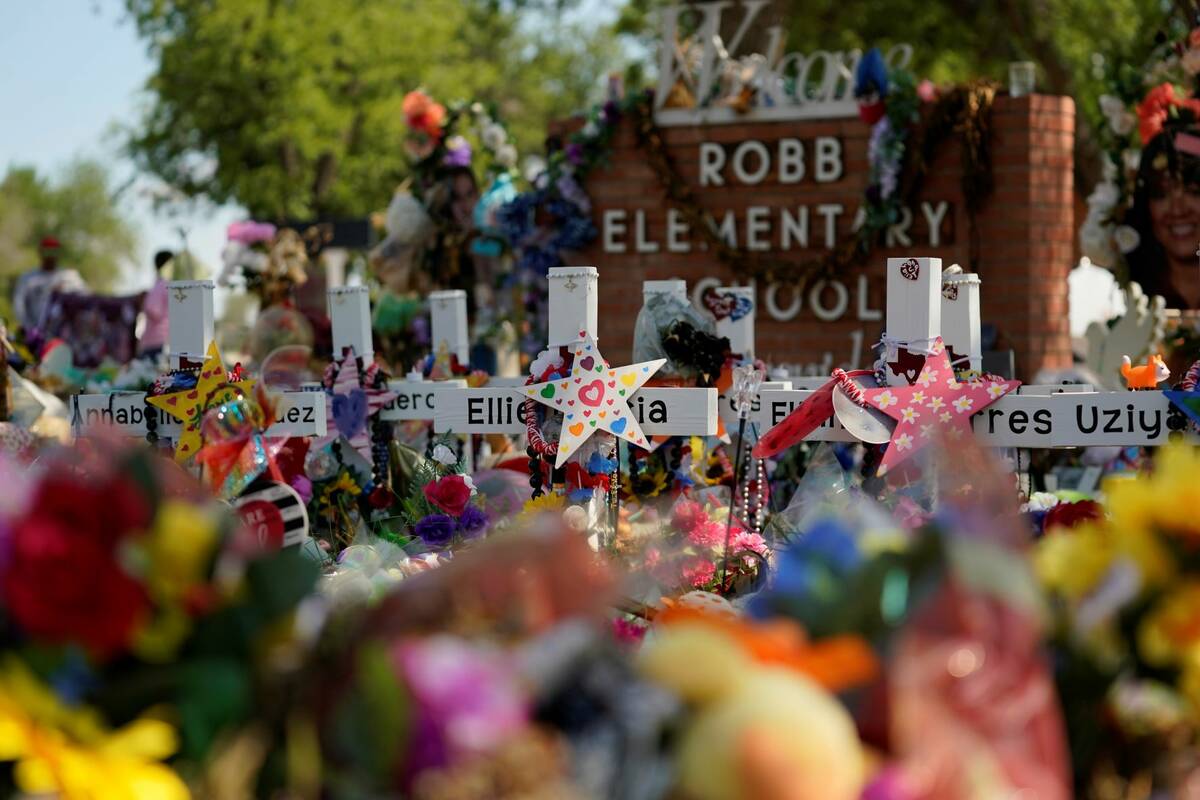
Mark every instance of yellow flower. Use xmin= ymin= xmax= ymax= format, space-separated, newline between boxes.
xmin=516 ymin=492 xmax=565 ymax=524
xmin=0 ymin=660 xmax=188 ymax=799
xmin=144 ymin=501 xmax=221 ymax=603
xmin=1034 ymin=523 xmax=1114 ymax=600
xmin=1108 ymin=443 xmax=1200 ymax=545
xmin=1139 ymin=583 xmax=1200 ymax=667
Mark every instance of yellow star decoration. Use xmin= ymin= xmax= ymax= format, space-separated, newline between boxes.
xmin=147 ymin=342 xmax=255 ymax=462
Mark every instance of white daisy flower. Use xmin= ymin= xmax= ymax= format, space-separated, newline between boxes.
xmin=987 ymin=383 xmax=1007 ymax=399
xmin=916 ymin=369 xmax=935 ymax=387
xmin=952 ymin=396 xmax=974 ymax=413
xmin=911 ymin=391 xmax=926 ymax=404
xmin=876 ymin=391 xmax=898 ymax=409
xmin=939 ymin=412 xmax=952 ymax=423
xmin=919 ymin=424 xmax=935 ymax=439
xmin=900 ymin=406 xmax=920 ymax=423
xmin=895 ymin=433 xmax=914 ymax=451
xmin=927 ymin=396 xmax=946 ymax=411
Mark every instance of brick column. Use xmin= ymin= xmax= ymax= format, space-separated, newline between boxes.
xmin=573 ymin=94 xmax=1075 ymax=381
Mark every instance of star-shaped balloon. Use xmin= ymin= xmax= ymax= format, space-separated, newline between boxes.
xmin=312 ymin=347 xmax=397 ymax=463
xmin=861 ymin=337 xmax=1020 ymax=476
xmin=519 ymin=331 xmax=664 ymax=468
xmin=148 ymin=342 xmax=255 ymax=462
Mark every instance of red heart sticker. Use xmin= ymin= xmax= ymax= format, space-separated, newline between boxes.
xmin=579 ymin=379 xmax=605 ymax=407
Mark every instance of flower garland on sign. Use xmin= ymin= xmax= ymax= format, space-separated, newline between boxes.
xmin=1081 ymin=23 xmax=1200 ymax=283
xmin=502 ymin=56 xmax=997 ymax=288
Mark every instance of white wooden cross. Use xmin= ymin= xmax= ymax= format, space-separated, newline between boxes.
xmin=433 ymin=267 xmax=719 ymax=439
xmin=71 ymin=280 xmax=326 ymax=439
xmin=753 ymin=256 xmax=1176 ymax=455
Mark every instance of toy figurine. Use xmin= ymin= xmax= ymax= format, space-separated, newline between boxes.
xmin=1120 ymin=354 xmax=1170 ymax=389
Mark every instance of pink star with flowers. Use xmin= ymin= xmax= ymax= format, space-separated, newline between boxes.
xmin=861 ymin=337 xmax=1020 ymax=476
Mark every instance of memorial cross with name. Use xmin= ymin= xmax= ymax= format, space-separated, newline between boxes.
xmin=70 ymin=280 xmax=326 ymax=440
xmin=753 ymin=257 xmax=1183 ymax=471
xmin=432 ymin=267 xmax=719 ymax=443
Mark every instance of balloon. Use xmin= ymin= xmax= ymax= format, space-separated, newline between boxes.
xmin=304 ymin=446 xmax=339 ymax=482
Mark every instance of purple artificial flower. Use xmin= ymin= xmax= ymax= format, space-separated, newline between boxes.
xmin=443 ymin=135 xmax=472 ymax=168
xmin=414 ymin=513 xmax=456 ymax=549
xmin=565 ymin=142 xmax=584 ymax=166
xmin=457 ymin=504 xmax=489 ymax=539
xmin=555 ymin=173 xmax=591 ymax=212
xmin=290 ymin=474 xmax=313 ymax=504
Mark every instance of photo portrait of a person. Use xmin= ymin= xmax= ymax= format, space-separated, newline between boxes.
xmin=1126 ymin=124 xmax=1200 ymax=308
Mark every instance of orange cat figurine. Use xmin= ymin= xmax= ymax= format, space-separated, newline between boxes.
xmin=1121 ymin=354 xmax=1170 ymax=389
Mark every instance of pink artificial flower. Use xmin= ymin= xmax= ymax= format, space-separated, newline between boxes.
xmin=680 ymin=556 xmax=717 ymax=589
xmin=611 ymin=617 xmax=647 ymax=645
xmin=227 ymin=220 xmax=277 ymax=245
xmin=395 ymin=636 xmax=528 ymax=760
xmin=671 ymin=498 xmax=706 ymax=532
xmin=917 ymin=79 xmax=938 ymax=103
xmin=731 ymin=530 xmax=768 ymax=556
xmin=688 ymin=519 xmax=726 ymax=549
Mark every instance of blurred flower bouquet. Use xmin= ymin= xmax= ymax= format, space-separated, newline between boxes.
xmin=0 ymin=438 xmax=319 ymax=798
xmin=1036 ymin=442 xmax=1200 ymax=794
xmin=394 ymin=441 xmax=489 ymax=551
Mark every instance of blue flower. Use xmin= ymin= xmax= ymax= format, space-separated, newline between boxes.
xmin=414 ymin=514 xmax=456 ymax=549
xmin=586 ymin=451 xmax=616 ymax=474
xmin=796 ymin=519 xmax=862 ymax=573
xmin=456 ymin=505 xmax=490 ymax=539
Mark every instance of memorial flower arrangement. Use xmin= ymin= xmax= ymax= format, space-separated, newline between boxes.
xmin=1035 ymin=442 xmax=1200 ymax=794
xmin=0 ymin=438 xmax=319 ymax=798
xmin=218 ymin=221 xmax=312 ymax=306
xmin=395 ymin=440 xmax=489 ymax=550
xmin=619 ymin=494 xmax=769 ymax=598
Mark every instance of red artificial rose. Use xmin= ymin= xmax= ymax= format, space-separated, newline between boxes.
xmin=402 ymin=90 xmax=446 ymax=141
xmin=1043 ymin=500 xmax=1103 ymax=533
xmin=423 ymin=475 xmax=471 ymax=517
xmin=1137 ymin=82 xmax=1200 ymax=145
xmin=1 ymin=473 xmax=151 ymax=657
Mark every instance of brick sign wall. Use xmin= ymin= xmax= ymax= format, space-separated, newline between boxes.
xmin=574 ymin=95 xmax=1075 ymax=381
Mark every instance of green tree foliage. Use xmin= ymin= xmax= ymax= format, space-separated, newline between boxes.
xmin=616 ymin=0 xmax=1189 ymax=186
xmin=0 ymin=161 xmax=139 ymax=316
xmin=123 ymin=0 xmax=623 ymax=221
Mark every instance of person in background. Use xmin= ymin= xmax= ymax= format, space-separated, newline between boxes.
xmin=138 ymin=250 xmax=173 ymax=358
xmin=11 ymin=237 xmax=86 ymax=347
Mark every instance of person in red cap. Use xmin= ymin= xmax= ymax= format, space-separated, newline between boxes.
xmin=12 ymin=236 xmax=86 ymax=341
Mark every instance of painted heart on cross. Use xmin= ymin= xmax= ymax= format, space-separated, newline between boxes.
xmin=333 ymin=388 xmax=368 ymax=439
xmin=701 ymin=287 xmax=736 ymax=319
xmin=899 ymin=258 xmax=920 ymax=281
xmin=579 ymin=379 xmax=605 ymax=406
xmin=579 ymin=355 xmax=595 ymax=372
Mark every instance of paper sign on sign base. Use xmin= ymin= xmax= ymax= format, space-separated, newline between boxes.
xmin=755 ymin=388 xmax=1177 ymax=449
xmin=72 ymin=391 xmax=326 ymax=438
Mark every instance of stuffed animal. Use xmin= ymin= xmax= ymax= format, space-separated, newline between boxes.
xmin=1120 ymin=354 xmax=1169 ymax=389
